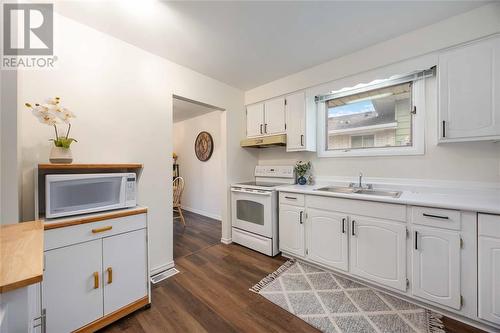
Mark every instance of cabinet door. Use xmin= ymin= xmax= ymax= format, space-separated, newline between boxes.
xmin=246 ymin=103 xmax=264 ymax=137
xmin=306 ymin=208 xmax=348 ymax=271
xmin=285 ymin=92 xmax=306 ymax=150
xmin=479 ymin=234 xmax=500 ymax=324
xmin=264 ymin=97 xmax=286 ymax=135
xmin=42 ymin=240 xmax=103 ymax=333
xmin=412 ymin=226 xmax=461 ymax=309
xmin=439 ymin=36 xmax=500 ymax=141
xmin=103 ymin=229 xmax=148 ymax=315
xmin=349 ymin=216 xmax=406 ymax=291
xmin=279 ymin=204 xmax=305 ymax=257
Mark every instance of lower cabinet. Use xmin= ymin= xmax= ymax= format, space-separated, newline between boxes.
xmin=42 ymin=212 xmax=149 ymax=333
xmin=349 ymin=216 xmax=407 ymax=291
xmin=478 ymin=214 xmax=500 ymax=325
xmin=306 ymin=208 xmax=348 ymax=271
xmin=411 ymin=226 xmax=461 ymax=309
xmin=43 ymin=239 xmax=104 ymax=333
xmin=278 ymin=204 xmax=305 ymax=257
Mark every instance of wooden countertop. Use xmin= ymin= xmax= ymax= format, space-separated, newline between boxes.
xmin=0 ymin=221 xmax=44 ymax=293
xmin=43 ymin=207 xmax=148 ymax=230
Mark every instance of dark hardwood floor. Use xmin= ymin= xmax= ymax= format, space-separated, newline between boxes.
xmin=100 ymin=211 xmax=485 ymax=333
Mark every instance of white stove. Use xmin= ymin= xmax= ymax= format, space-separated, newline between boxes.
xmin=231 ymin=166 xmax=295 ymax=256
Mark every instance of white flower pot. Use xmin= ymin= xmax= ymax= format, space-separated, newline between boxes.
xmin=49 ymin=146 xmax=73 ymax=164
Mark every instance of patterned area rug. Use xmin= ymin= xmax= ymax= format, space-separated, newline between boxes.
xmin=251 ymin=260 xmax=445 ymax=333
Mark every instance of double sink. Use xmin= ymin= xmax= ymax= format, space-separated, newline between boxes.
xmin=315 ymin=186 xmax=402 ymax=198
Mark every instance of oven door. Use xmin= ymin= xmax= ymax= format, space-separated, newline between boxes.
xmin=231 ymin=187 xmax=273 ymax=238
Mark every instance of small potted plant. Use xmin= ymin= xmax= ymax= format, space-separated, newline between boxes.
xmin=25 ymin=97 xmax=77 ymax=163
xmin=295 ymin=161 xmax=311 ymax=185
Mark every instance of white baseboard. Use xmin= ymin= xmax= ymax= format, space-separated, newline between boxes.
xmin=221 ymin=237 xmax=232 ymax=244
xmin=150 ymin=260 xmax=175 ymax=276
xmin=181 ymin=206 xmax=221 ymax=221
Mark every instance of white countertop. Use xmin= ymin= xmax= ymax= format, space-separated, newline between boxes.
xmin=277 ymin=183 xmax=500 ymax=215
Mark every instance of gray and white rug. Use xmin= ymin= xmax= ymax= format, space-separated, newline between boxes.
xmin=251 ymin=260 xmax=444 ymax=333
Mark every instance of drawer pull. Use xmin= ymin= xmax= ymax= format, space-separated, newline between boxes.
xmin=92 ymin=226 xmax=113 ymax=233
xmin=93 ymin=272 xmax=99 ymax=289
xmin=422 ymin=213 xmax=449 ymax=220
xmin=284 ymin=196 xmax=297 ymax=200
xmin=107 ymin=267 xmax=113 ymax=284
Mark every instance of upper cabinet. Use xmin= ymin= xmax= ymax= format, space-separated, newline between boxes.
xmin=245 ymin=91 xmax=316 ymax=152
xmin=438 ymin=36 xmax=500 ymax=142
xmin=246 ymin=103 xmax=265 ymax=137
xmin=246 ymin=98 xmax=285 ymax=137
xmin=264 ymin=98 xmax=286 ymax=135
xmin=285 ymin=92 xmax=316 ymax=152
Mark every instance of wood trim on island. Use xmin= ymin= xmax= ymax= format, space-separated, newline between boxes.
xmin=44 ymin=207 xmax=148 ymax=230
xmin=73 ymin=296 xmax=149 ymax=333
xmin=0 ymin=221 xmax=44 ymax=293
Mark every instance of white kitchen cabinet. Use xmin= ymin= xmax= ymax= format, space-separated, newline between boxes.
xmin=438 ymin=36 xmax=500 ymax=142
xmin=349 ymin=216 xmax=407 ymax=291
xmin=411 ymin=226 xmax=461 ymax=310
xmin=264 ymin=97 xmax=286 ymax=135
xmin=103 ymin=229 xmax=148 ymax=315
xmin=478 ymin=214 xmax=500 ymax=325
xmin=42 ymin=239 xmax=104 ymax=333
xmin=306 ymin=208 xmax=348 ymax=271
xmin=285 ymin=91 xmax=316 ymax=152
xmin=42 ymin=210 xmax=149 ymax=332
xmin=246 ymin=103 xmax=265 ymax=137
xmin=279 ymin=204 xmax=305 ymax=257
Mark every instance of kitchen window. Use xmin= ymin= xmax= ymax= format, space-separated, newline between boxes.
xmin=316 ymin=68 xmax=434 ymax=157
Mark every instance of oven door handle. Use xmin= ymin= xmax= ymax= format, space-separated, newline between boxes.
xmin=230 ymin=188 xmax=272 ymax=196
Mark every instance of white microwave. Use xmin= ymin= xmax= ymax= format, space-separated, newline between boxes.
xmin=45 ymin=173 xmax=137 ymax=219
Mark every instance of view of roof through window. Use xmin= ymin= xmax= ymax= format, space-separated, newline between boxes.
xmin=326 ymin=82 xmax=413 ymax=151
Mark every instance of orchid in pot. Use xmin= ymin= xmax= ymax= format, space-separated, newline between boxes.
xmin=25 ymin=97 xmax=77 ymax=163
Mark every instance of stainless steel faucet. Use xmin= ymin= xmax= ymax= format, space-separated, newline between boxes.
xmin=350 ymin=172 xmax=373 ymax=190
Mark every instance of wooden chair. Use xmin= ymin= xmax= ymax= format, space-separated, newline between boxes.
xmin=173 ymin=177 xmax=186 ymax=226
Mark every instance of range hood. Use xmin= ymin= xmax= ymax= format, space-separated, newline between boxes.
xmin=240 ymin=134 xmax=286 ymax=148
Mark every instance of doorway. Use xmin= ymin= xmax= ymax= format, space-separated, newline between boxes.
xmin=171 ymin=95 xmax=225 ymax=259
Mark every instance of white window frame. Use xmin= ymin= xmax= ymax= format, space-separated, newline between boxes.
xmin=317 ymin=76 xmax=426 ymax=158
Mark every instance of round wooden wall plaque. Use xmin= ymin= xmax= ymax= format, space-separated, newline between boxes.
xmin=194 ymin=131 xmax=214 ymax=162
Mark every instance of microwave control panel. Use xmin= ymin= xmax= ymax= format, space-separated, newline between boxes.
xmin=125 ymin=174 xmax=136 ymax=203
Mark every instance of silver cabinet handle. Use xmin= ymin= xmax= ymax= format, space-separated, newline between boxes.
xmin=264 ymin=123 xmax=268 ymax=134
xmin=299 ymin=211 xmax=304 ymax=224
xmin=414 ymin=231 xmax=419 ymax=250
xmin=442 ymin=121 xmax=446 ymax=138
xmin=351 ymin=220 xmax=355 ymax=236
xmin=260 ymin=124 xmax=263 ymax=134
xmin=284 ymin=196 xmax=297 ymax=200
xmin=341 ymin=218 xmax=346 ymax=233
xmin=300 ymin=135 xmax=304 ymax=146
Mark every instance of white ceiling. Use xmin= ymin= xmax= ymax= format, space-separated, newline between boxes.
xmin=54 ymin=1 xmax=487 ymax=90
xmin=173 ymin=97 xmax=221 ymax=123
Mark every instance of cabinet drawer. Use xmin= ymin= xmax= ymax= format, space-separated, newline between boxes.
xmin=411 ymin=207 xmax=460 ymax=230
xmin=45 ymin=213 xmax=147 ymax=251
xmin=279 ymin=192 xmax=305 ymax=206
xmin=307 ymin=195 xmax=406 ymax=222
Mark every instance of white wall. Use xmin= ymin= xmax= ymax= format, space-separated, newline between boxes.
xmin=246 ymin=3 xmax=500 ymax=184
xmin=17 ymin=14 xmax=256 ymax=273
xmin=173 ymin=111 xmax=223 ymax=220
